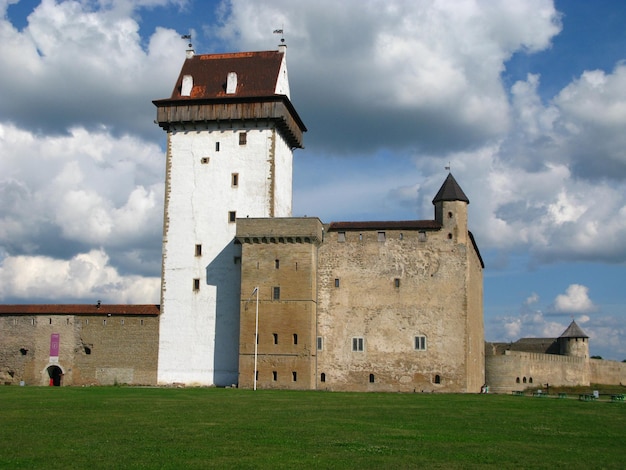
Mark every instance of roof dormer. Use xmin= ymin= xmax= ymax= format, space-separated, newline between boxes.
xmin=226 ymin=72 xmax=237 ymax=94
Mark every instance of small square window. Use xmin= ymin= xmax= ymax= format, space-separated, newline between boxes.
xmin=352 ymin=337 xmax=364 ymax=352
xmin=273 ymin=287 xmax=280 ymax=300
xmin=195 ymin=244 xmax=202 ymax=256
xmin=317 ymin=336 xmax=323 ymax=351
xmin=415 ymin=335 xmax=427 ymax=351
xmin=239 ymin=132 xmax=247 ymax=145
xmin=394 ymin=278 xmax=400 ymax=288
xmin=378 ymin=231 xmax=386 ymax=242
xmin=334 ymin=278 xmax=340 ymax=288
xmin=275 ymin=259 xmax=280 ymax=269
xmin=337 ymin=231 xmax=346 ymax=242
xmin=193 ymin=278 xmax=200 ymax=291
xmin=200 ymin=157 xmax=209 ymax=164
xmin=229 ymin=211 xmax=236 ymax=223
xmin=232 ymin=173 xmax=239 ymax=187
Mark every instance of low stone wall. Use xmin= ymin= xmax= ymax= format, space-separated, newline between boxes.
xmin=590 ymin=359 xmax=626 ymax=385
xmin=486 ymin=351 xmax=588 ymax=393
xmin=0 ymin=311 xmax=158 ymax=386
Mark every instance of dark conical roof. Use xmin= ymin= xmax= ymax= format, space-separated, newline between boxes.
xmin=559 ymin=320 xmax=589 ymax=339
xmin=432 ymin=173 xmax=469 ymax=204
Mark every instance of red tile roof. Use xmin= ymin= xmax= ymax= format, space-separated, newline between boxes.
xmin=0 ymin=304 xmax=160 ymax=316
xmin=153 ymin=49 xmax=307 ymax=148
xmin=327 ymin=220 xmax=442 ymax=231
xmin=162 ymin=50 xmax=285 ymax=101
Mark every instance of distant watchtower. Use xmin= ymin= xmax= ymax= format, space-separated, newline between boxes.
xmin=433 ymin=173 xmax=470 ymax=245
xmin=558 ymin=320 xmax=589 ymax=359
xmin=153 ymin=45 xmax=306 ymax=386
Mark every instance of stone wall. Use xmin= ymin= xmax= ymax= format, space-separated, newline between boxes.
xmin=0 ymin=311 xmax=158 ymax=386
xmin=316 ymin=224 xmax=482 ymax=393
xmin=486 ymin=351 xmax=588 ymax=393
xmin=485 ymin=348 xmax=626 ymax=394
xmin=589 ymin=358 xmax=626 ymax=385
xmin=237 ymin=217 xmax=322 ymax=389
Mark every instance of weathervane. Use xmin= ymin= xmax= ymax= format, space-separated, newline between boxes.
xmin=181 ymin=34 xmax=192 ymax=49
xmin=273 ymin=27 xmax=285 ymax=43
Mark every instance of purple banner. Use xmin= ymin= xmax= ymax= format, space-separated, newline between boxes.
xmin=50 ymin=333 xmax=60 ymax=357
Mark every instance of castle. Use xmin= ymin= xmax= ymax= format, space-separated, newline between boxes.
xmin=1 ymin=45 xmax=624 ymax=391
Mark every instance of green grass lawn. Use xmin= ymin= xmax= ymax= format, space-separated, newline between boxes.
xmin=0 ymin=387 xmax=624 ymax=469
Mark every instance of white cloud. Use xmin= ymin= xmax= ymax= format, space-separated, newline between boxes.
xmin=0 ymin=0 xmax=185 ymax=137
xmin=0 ymin=248 xmax=160 ymax=303
xmin=217 ymin=0 xmax=561 ymax=153
xmin=406 ymin=66 xmax=626 ymax=264
xmin=525 ymin=293 xmax=539 ymax=306
xmin=0 ymin=123 xmax=164 ymax=275
xmin=553 ymin=284 xmax=596 ymax=314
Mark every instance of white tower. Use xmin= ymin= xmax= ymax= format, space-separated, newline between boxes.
xmin=153 ymin=46 xmax=306 ymax=385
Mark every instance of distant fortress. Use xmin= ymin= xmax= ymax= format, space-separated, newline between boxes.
xmin=1 ymin=45 xmax=624 ymax=391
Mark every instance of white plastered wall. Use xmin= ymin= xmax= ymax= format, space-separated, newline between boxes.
xmin=158 ymin=123 xmax=293 ymax=386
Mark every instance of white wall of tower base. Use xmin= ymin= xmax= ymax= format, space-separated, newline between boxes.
xmin=157 ymin=123 xmax=292 ymax=386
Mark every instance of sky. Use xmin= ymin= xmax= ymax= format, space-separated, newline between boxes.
xmin=1 ymin=0 xmax=625 ymax=360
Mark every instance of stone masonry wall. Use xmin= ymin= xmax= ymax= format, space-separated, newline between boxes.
xmin=0 ymin=314 xmax=158 ymax=386
xmin=317 ymin=226 xmax=476 ymax=392
xmin=237 ymin=217 xmax=322 ymax=389
xmin=485 ymin=351 xmax=588 ymax=393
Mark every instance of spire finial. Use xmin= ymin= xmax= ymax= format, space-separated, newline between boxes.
xmin=273 ymin=27 xmax=285 ymax=43
xmin=181 ymin=34 xmax=194 ymax=58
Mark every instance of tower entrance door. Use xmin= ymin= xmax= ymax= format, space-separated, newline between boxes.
xmin=47 ymin=365 xmax=63 ymax=386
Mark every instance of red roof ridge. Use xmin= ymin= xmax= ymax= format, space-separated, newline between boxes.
xmin=198 ymin=50 xmax=281 ymax=60
xmin=0 ymin=304 xmax=160 ymax=316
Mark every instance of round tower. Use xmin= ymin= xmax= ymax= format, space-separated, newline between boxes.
xmin=558 ymin=320 xmax=589 ymax=358
xmin=432 ymin=173 xmax=469 ymax=245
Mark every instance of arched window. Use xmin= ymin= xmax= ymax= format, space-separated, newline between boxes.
xmin=523 ymin=377 xmax=527 ymax=383
xmin=434 ymin=375 xmax=441 ymax=384
xmin=529 ymin=377 xmax=533 ymax=384
xmin=516 ymin=377 xmax=520 ymax=383
xmin=320 ymin=373 xmax=326 ymax=383
xmin=369 ymin=374 xmax=375 ymax=383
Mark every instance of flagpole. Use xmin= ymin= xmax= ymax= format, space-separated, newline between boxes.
xmin=253 ymin=286 xmax=259 ymax=391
